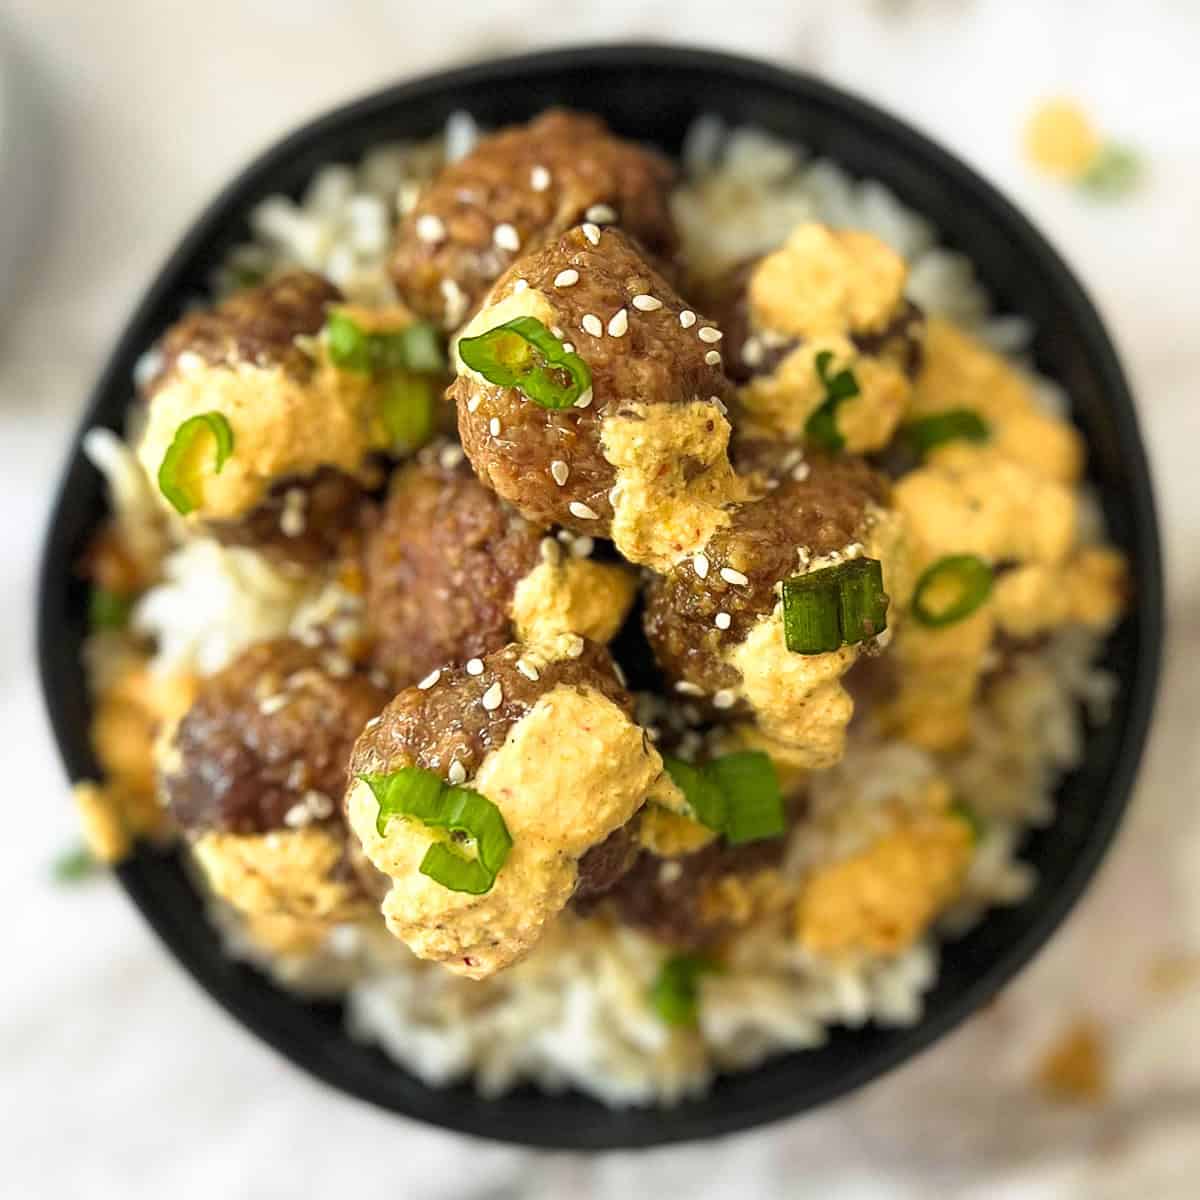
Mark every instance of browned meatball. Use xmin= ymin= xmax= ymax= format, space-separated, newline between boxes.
xmin=452 ymin=227 xmax=740 ymax=568
xmin=165 ymin=638 xmax=390 ymax=836
xmin=573 ymin=819 xmax=642 ymax=902
xmin=391 ymin=109 xmax=677 ymax=328
xmin=361 ymin=446 xmax=544 ymax=683
xmin=644 ymin=447 xmax=890 ymax=705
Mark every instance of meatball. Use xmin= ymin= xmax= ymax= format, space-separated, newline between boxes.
xmin=136 ymin=272 xmax=424 ymax=551
xmin=345 ymin=634 xmax=666 ymax=979
xmin=644 ymin=444 xmax=911 ymax=767
xmin=362 ymin=443 xmax=638 ymax=684
xmin=163 ymin=639 xmax=388 ymax=929
xmin=705 ymin=224 xmax=923 ymax=453
xmin=391 ymin=109 xmax=677 ymax=328
xmin=452 ymin=226 xmax=743 ymax=570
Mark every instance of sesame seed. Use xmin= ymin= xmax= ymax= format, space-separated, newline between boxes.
xmin=561 ymin=342 xmax=574 ymax=353
xmin=481 ymin=682 xmax=503 ymax=710
xmin=715 ymin=611 xmax=732 ymax=630
xmin=530 ymin=165 xmax=551 ymax=191
xmin=299 ymin=627 xmax=323 ymax=647
xmin=631 ymin=294 xmax=662 ymax=312
xmin=692 ymin=553 xmax=710 ymax=580
xmin=324 ymin=653 xmax=353 ymax=678
xmin=582 ymin=222 xmax=601 ymax=245
xmin=581 ymin=313 xmax=603 ymax=337
xmin=679 ymin=310 xmax=697 ymax=329
xmin=612 ymin=660 xmax=628 ymax=687
xmin=466 ymin=658 xmax=484 ymax=676
xmin=284 ymin=802 xmax=311 ymax=828
xmin=259 ymin=693 xmax=289 ymax=715
xmin=570 ymin=535 xmax=594 ymax=559
xmin=305 ymin=790 xmax=334 ymax=819
xmin=489 ymin=416 xmax=501 ymax=437
xmin=607 ymin=308 xmax=629 ymax=337
xmin=742 ymin=337 xmax=764 ymax=367
xmin=705 ymin=350 xmax=722 ymax=366
xmin=550 ymin=460 xmax=570 ymax=486
xmin=574 ymin=387 xmax=593 ymax=409
xmin=416 ymin=213 xmax=445 ymax=243
xmin=568 ymin=500 xmax=599 ymax=521
xmin=564 ymin=634 xmax=585 ymax=658
xmin=792 ymin=463 xmax=811 ymax=482
xmin=365 ymin=715 xmax=381 ymax=730
xmin=660 ymin=860 xmax=684 ymax=884
xmin=554 ymin=268 xmax=579 ymax=288
xmin=466 ymin=395 xmax=481 ymax=413
xmin=720 ymin=566 xmax=749 ymax=586
xmin=713 ymin=689 xmax=737 ymax=710
xmin=675 ymin=681 xmax=705 ymax=697
xmin=557 ymin=529 xmax=574 ymax=544
xmin=493 ymin=223 xmax=520 ymax=252
xmin=516 ymin=658 xmax=540 ymax=681
xmin=710 ymin=394 xmax=728 ymax=416
xmin=417 ymin=669 xmax=441 ymax=690
xmin=697 ymin=326 xmax=723 ymax=344
xmin=439 ymin=444 xmax=465 ymax=470
xmin=448 ymin=760 xmax=467 ymax=785
xmin=540 ymin=536 xmax=563 ymax=565
xmin=551 ymin=324 xmax=565 ymax=339
xmin=586 ymin=203 xmax=617 ymax=223
xmin=441 ymin=278 xmax=468 ymax=326
xmin=513 ymin=278 xmax=529 ymax=293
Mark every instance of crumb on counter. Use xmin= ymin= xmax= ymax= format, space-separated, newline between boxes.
xmin=1024 ymin=99 xmax=1103 ymax=179
xmin=1034 ymin=1017 xmax=1110 ymax=1105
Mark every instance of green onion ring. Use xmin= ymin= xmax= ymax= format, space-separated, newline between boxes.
xmin=911 ymin=554 xmax=994 ymax=627
xmin=663 ymin=750 xmax=785 ymax=845
xmin=157 ymin=411 xmax=234 ymax=515
xmin=901 ymin=409 xmax=990 ymax=456
xmin=458 ymin=315 xmax=592 ymax=410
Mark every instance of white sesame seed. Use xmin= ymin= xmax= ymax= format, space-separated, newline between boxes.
xmin=299 ymin=627 xmax=323 ymax=648
xmin=550 ymin=460 xmax=570 ymax=486
xmin=279 ymin=507 xmax=305 ymax=538
xmin=324 ymin=653 xmax=353 ymax=678
xmin=561 ymin=342 xmax=575 ymax=353
xmin=582 ymin=222 xmax=601 ymax=245
xmin=792 ymin=463 xmax=811 ymax=482
xmin=713 ymin=689 xmax=737 ymax=710
xmin=631 ymin=294 xmax=662 ymax=312
xmin=551 ymin=324 xmax=565 ymax=339
xmin=365 ymin=715 xmax=382 ymax=730
xmin=705 ymin=350 xmax=722 ymax=366
xmin=516 ymin=658 xmax=540 ymax=681
xmin=513 ymin=278 xmax=529 ymax=293
xmin=715 ymin=611 xmax=732 ymax=630
xmin=607 ymin=308 xmax=629 ymax=337
xmin=448 ymin=760 xmax=467 ymax=785
xmin=554 ymin=268 xmax=580 ymax=288
xmin=697 ymin=326 xmax=723 ymax=344
xmin=675 ymin=681 xmax=705 ymax=697
xmin=305 ymin=790 xmax=334 ymax=819
xmin=466 ymin=658 xmax=484 ymax=676
xmin=493 ymin=223 xmax=520 ymax=252
xmin=569 ymin=500 xmax=599 ymax=521
xmin=574 ymin=387 xmax=593 ymax=409
xmin=416 ymin=213 xmax=445 ymax=243
xmin=679 ymin=310 xmax=697 ymax=329
xmin=581 ymin=313 xmax=603 ymax=337
xmin=284 ymin=802 xmax=311 ymax=828
xmin=564 ymin=634 xmax=585 ymax=658
xmin=466 ymin=395 xmax=481 ymax=413
xmin=530 ymin=165 xmax=551 ymax=191
xmin=259 ymin=693 xmax=289 ymax=715
xmin=540 ymin=536 xmax=563 ymax=565
xmin=570 ymin=535 xmax=594 ymax=559
xmin=481 ymin=681 xmax=504 ymax=711
xmin=441 ymin=278 xmax=468 ymax=327
xmin=710 ymin=394 xmax=728 ymax=416
xmin=557 ymin=529 xmax=574 ymax=544
xmin=586 ymin=203 xmax=618 ymax=223
xmin=489 ymin=417 xmax=501 ymax=437
xmin=742 ymin=337 xmax=765 ymax=367
xmin=659 ymin=860 xmax=684 ymax=884
xmin=692 ymin=553 xmax=710 ymax=580
xmin=720 ymin=566 xmax=750 ymax=586
xmin=439 ymin=444 xmax=465 ymax=470
xmin=417 ymin=669 xmax=441 ymax=690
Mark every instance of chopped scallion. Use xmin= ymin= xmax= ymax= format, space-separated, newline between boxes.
xmin=782 ymin=558 xmax=888 ymax=654
xmin=805 ymin=350 xmax=860 ymax=452
xmin=381 ymin=374 xmax=435 ymax=453
xmin=663 ymin=751 xmax=785 ymax=845
xmin=458 ymin=315 xmax=592 ymax=410
xmin=359 ymin=766 xmax=513 ymax=895
xmin=902 ymin=409 xmax=990 ymax=456
xmin=952 ymin=799 xmax=985 ymax=843
xmin=911 ymin=554 xmax=993 ymax=627
xmin=326 ymin=312 xmax=447 ymax=375
xmin=89 ymin=587 xmax=133 ymax=633
xmin=650 ymin=953 xmax=719 ymax=1026
xmin=52 ymin=844 xmax=98 ymax=884
xmin=1077 ymin=143 xmax=1144 ymax=199
xmin=661 ymin=755 xmax=727 ymax=834
xmin=157 ymin=411 xmax=234 ymax=515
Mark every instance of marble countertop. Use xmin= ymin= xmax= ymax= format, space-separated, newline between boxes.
xmin=3 ymin=3 xmax=1198 ymax=1197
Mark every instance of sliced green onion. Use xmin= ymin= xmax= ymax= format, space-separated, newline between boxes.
xmin=1078 ymin=142 xmax=1143 ymax=199
xmin=650 ymin=953 xmax=719 ymax=1027
xmin=326 ymin=311 xmax=371 ymax=371
xmin=326 ymin=312 xmax=447 ymax=375
xmin=952 ymin=798 xmax=985 ymax=844
xmin=663 ymin=751 xmax=784 ymax=845
xmin=911 ymin=554 xmax=993 ymax=628
xmin=52 ymin=844 xmax=98 ymax=884
xmin=359 ymin=767 xmax=513 ymax=895
xmin=782 ymin=558 xmax=888 ymax=654
xmin=705 ymin=752 xmax=785 ymax=845
xmin=89 ymin=587 xmax=133 ymax=633
xmin=157 ymin=411 xmax=234 ymax=515
xmin=902 ymin=409 xmax=990 ymax=456
xmin=381 ymin=374 xmax=435 ymax=453
xmin=458 ymin=315 xmax=592 ymax=410
xmin=804 ymin=349 xmax=860 ymax=453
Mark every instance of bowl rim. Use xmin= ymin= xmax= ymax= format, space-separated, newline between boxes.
xmin=37 ymin=42 xmax=1163 ymax=1149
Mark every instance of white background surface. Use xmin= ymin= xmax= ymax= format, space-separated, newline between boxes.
xmin=2 ymin=2 xmax=1198 ymax=1197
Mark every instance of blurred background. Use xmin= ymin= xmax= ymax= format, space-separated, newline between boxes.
xmin=2 ymin=2 xmax=1197 ymax=1196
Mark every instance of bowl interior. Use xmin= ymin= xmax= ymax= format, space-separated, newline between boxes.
xmin=37 ymin=45 xmax=1162 ymax=1149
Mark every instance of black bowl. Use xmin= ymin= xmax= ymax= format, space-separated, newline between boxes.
xmin=38 ymin=44 xmax=1162 ymax=1149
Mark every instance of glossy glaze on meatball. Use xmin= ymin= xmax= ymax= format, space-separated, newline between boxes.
xmin=452 ymin=226 xmax=741 ymax=566
xmin=164 ymin=638 xmax=390 ymax=836
xmin=391 ymin=109 xmax=677 ymax=328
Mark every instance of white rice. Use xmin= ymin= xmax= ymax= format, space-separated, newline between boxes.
xmin=84 ymin=117 xmax=1118 ymax=1106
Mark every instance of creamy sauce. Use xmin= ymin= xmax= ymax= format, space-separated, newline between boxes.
xmin=510 ymin=558 xmax=638 ymax=646
xmin=992 ymin=547 xmax=1127 ymax=639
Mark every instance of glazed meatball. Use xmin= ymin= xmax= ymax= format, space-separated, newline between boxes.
xmin=345 ymin=634 xmax=667 ymax=979
xmin=704 ymin=224 xmax=924 ymax=453
xmin=362 ymin=443 xmax=638 ymax=684
xmin=452 ymin=226 xmax=743 ymax=570
xmin=643 ymin=443 xmax=911 ymax=767
xmin=162 ymin=638 xmax=391 ymax=928
xmin=391 ymin=109 xmax=677 ymax=328
xmin=136 ymin=272 xmax=423 ymax=553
